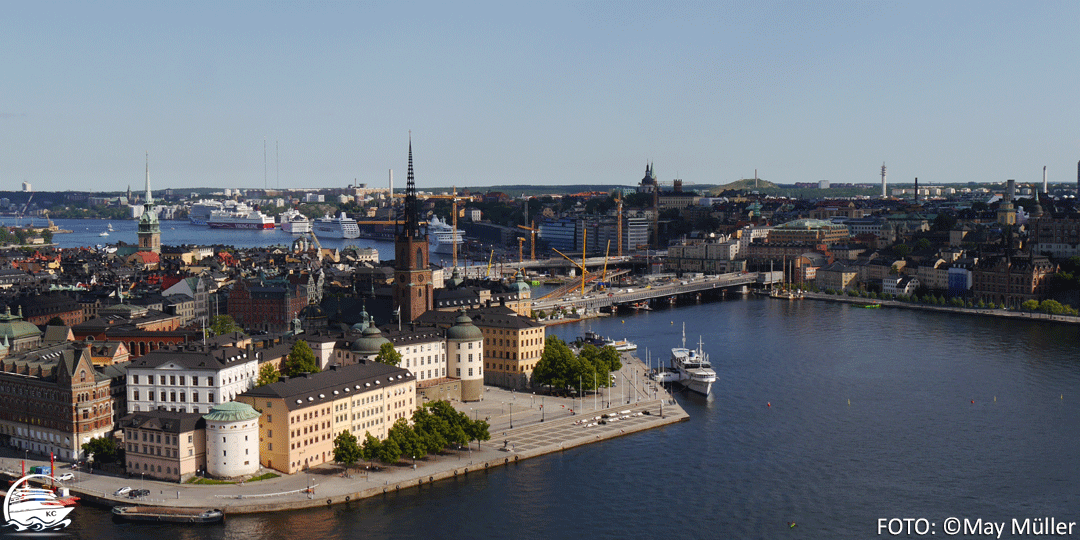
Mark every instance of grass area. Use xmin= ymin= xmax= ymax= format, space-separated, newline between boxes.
xmin=185 ymin=477 xmax=234 ymax=485
xmin=184 ymin=472 xmax=280 ymax=484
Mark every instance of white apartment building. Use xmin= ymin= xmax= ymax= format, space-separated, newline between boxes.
xmin=126 ymin=345 xmax=261 ymax=414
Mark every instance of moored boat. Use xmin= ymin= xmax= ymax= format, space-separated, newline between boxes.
xmin=668 ymin=323 xmax=715 ymax=396
xmin=111 ymin=506 xmax=224 ymax=524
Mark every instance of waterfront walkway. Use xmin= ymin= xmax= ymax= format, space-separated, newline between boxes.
xmin=3 ymin=353 xmax=686 ymax=515
xmin=795 ymin=290 xmax=1080 ymax=325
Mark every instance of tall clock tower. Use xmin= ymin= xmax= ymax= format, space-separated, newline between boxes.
xmin=393 ymin=136 xmax=433 ymax=322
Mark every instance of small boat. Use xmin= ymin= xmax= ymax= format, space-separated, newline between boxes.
xmin=575 ymin=331 xmax=637 ymax=352
xmin=112 ymin=506 xmax=224 ymax=524
xmin=107 ymin=223 xmax=114 ymax=231
xmin=99 ymin=232 xmax=109 ymax=237
xmin=854 ymin=302 xmax=882 ymax=309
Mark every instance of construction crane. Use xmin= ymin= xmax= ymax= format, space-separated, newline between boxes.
xmin=484 ymin=249 xmax=495 ymax=278
xmin=600 ymin=240 xmax=611 ymax=289
xmin=516 ymin=221 xmax=538 ymax=261
xmin=517 ymin=237 xmax=525 ymax=265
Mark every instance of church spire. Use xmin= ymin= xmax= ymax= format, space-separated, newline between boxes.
xmin=401 ymin=132 xmax=422 ymax=239
xmin=145 ymin=152 xmax=152 ymax=206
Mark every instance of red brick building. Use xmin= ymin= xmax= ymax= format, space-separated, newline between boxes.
xmin=227 ymin=277 xmax=307 ymax=333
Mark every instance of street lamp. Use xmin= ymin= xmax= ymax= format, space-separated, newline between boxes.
xmin=541 ymin=396 xmax=545 ymax=422
xmin=509 ymin=403 xmax=513 ymax=428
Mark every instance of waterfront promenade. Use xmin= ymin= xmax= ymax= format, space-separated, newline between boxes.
xmin=793 ymin=290 xmax=1080 ymax=324
xmin=3 ymin=353 xmax=686 ymax=515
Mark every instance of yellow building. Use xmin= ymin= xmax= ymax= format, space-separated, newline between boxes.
xmin=237 ymin=362 xmax=415 ymax=474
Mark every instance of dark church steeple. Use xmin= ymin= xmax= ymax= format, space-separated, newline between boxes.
xmin=393 ymin=133 xmax=433 ymax=323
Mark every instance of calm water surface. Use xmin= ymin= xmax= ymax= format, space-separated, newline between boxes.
xmin=51 ymin=295 xmax=1080 ymax=539
xmin=21 ymin=220 xmax=1080 ymax=539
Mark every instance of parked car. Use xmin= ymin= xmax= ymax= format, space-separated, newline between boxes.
xmin=128 ymin=489 xmax=150 ymax=498
xmin=114 ymin=486 xmax=132 ymax=496
xmin=56 ymin=473 xmax=74 ymax=482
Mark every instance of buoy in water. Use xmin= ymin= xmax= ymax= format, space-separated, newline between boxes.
xmin=971 ymin=400 xmax=975 ymax=404
xmin=767 ymin=402 xmax=771 ymax=407
xmin=847 ymin=399 xmax=850 ymax=405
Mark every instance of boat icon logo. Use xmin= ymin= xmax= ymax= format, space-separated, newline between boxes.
xmin=2 ymin=474 xmax=77 ymax=532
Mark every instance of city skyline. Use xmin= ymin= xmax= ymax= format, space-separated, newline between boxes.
xmin=2 ymin=1 xmax=1079 ymax=192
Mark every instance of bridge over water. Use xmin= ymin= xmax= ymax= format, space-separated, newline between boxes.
xmin=531 ymin=271 xmax=779 ymax=314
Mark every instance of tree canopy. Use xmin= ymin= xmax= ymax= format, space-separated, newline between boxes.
xmin=533 ymin=336 xmax=620 ymax=392
xmin=208 ymin=315 xmax=242 ymax=337
xmin=82 ymin=436 xmax=122 ymax=463
xmin=352 ymin=400 xmax=490 ymax=465
xmin=256 ymin=363 xmax=280 ymax=387
xmin=375 ymin=342 xmax=402 ymax=366
xmin=332 ymin=430 xmax=363 ymax=468
xmin=282 ymin=340 xmax=320 ymax=377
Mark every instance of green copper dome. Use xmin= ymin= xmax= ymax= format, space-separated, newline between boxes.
xmin=351 ymin=324 xmax=391 ymax=355
xmin=447 ymin=310 xmax=482 ymax=341
xmin=203 ymin=401 xmax=261 ymax=422
xmin=0 ymin=306 xmax=42 ymax=341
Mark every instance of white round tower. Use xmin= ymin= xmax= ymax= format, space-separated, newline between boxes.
xmin=203 ymin=402 xmax=261 ymax=478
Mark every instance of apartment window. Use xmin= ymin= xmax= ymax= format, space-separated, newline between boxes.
xmin=209 ymin=393 xmax=215 ymax=402
xmin=159 ymin=375 xmax=166 ymax=385
xmin=188 ymin=434 xmax=193 ymax=443
xmin=178 ymin=376 xmax=185 ymax=385
xmin=456 ymin=368 xmax=461 ymax=377
xmin=191 ymin=376 xmax=199 ymax=386
xmin=149 ymin=392 xmax=155 ymax=401
xmin=468 ymin=368 xmax=473 ymax=376
xmin=193 ymin=391 xmax=199 ymax=402
xmin=170 ymin=375 xmax=176 ymax=385
xmin=133 ymin=390 xmax=140 ymax=401
xmin=132 ymin=375 xmax=139 ymax=384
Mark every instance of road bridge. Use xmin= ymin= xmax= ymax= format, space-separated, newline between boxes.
xmin=532 ymin=272 xmax=777 ymax=314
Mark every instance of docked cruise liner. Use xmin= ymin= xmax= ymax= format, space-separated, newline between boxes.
xmin=188 ymin=200 xmax=224 ymax=225
xmin=207 ymin=205 xmax=275 ymax=229
xmin=426 ymin=216 xmax=465 ymax=254
xmin=313 ymin=212 xmax=360 ymax=239
xmin=279 ymin=208 xmax=312 ymax=234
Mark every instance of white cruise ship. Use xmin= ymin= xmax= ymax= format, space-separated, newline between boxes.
xmin=313 ymin=212 xmax=360 ymax=239
xmin=427 ymin=216 xmax=465 ymax=254
xmin=279 ymin=209 xmax=312 ymax=234
xmin=668 ymin=323 xmax=716 ymax=396
xmin=188 ymin=200 xmax=224 ymax=225
xmin=207 ymin=205 xmax=275 ymax=229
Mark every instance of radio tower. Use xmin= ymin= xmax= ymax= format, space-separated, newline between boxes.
xmin=881 ymin=163 xmax=887 ymax=198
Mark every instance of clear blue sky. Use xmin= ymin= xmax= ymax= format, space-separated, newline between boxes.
xmin=2 ymin=1 xmax=1078 ymax=193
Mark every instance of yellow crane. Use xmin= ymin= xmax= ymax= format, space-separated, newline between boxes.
xmin=516 ymin=222 xmax=538 ymax=261
xmin=600 ymin=239 xmax=611 ymax=289
xmin=517 ymin=237 xmax=525 ymax=265
xmin=485 ymin=249 xmax=495 ymax=278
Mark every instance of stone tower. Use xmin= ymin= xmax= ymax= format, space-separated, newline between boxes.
xmin=392 ymin=136 xmax=433 ymax=322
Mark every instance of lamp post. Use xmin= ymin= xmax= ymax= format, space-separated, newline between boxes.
xmin=509 ymin=403 xmax=513 ymax=429
xmin=541 ymin=396 xmax=545 ymax=422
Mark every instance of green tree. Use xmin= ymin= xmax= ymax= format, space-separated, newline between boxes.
xmin=332 ymin=430 xmax=363 ymax=469
xmin=46 ymin=316 xmax=66 ymax=327
xmin=375 ymin=434 xmax=402 ymax=465
xmin=82 ymin=436 xmax=121 ymax=463
xmin=361 ymin=433 xmax=381 ymax=466
xmin=533 ymin=336 xmax=577 ymax=390
xmin=1021 ymin=299 xmax=1040 ymax=312
xmin=387 ymin=418 xmax=423 ymax=463
xmin=375 ymin=342 xmax=402 ymax=366
xmin=1039 ymin=299 xmax=1066 ymax=315
xmin=282 ymin=340 xmax=320 ymax=377
xmin=209 ymin=315 xmax=242 ymax=336
xmin=256 ymin=363 xmax=280 ymax=387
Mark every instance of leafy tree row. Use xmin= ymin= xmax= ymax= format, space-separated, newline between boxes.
xmin=333 ymin=401 xmax=491 ymax=468
xmin=532 ymin=337 xmax=621 ymax=392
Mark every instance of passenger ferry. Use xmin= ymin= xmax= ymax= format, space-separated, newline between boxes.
xmin=313 ymin=212 xmax=360 ymax=239
xmin=653 ymin=323 xmax=715 ymax=396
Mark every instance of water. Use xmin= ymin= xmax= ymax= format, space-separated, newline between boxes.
xmin=52 ymin=295 xmax=1080 ymax=539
